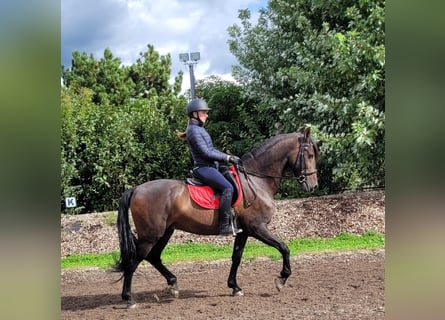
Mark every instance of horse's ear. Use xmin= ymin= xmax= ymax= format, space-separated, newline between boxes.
xmin=303 ymin=127 xmax=311 ymax=138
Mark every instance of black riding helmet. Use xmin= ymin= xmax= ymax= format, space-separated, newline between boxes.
xmin=186 ymin=99 xmax=211 ymax=117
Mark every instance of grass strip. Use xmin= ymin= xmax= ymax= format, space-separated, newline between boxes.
xmin=61 ymin=231 xmax=384 ymax=270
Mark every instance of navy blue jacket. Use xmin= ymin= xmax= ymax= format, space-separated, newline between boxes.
xmin=186 ymin=119 xmax=228 ymax=167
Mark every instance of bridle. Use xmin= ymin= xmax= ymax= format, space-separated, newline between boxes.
xmin=293 ymin=135 xmax=318 ymax=184
xmin=237 ymin=136 xmax=317 ymax=207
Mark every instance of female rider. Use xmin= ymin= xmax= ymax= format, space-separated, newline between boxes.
xmin=178 ymin=99 xmax=242 ymax=236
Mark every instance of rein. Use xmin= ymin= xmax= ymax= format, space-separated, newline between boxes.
xmin=238 ymin=166 xmax=314 ymax=180
xmin=236 ymin=137 xmax=317 ymax=207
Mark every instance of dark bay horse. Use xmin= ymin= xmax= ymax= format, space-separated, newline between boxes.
xmin=113 ymin=128 xmax=319 ymax=306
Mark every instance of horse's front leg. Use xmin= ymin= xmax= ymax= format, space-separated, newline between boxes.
xmin=252 ymin=225 xmax=291 ymax=291
xmin=228 ymin=232 xmax=248 ymax=296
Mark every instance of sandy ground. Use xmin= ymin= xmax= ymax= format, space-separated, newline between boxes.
xmin=61 ymin=190 xmax=385 ymax=319
xmin=61 ymin=250 xmax=384 ymax=319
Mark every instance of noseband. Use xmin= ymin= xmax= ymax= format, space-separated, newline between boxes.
xmin=293 ymin=136 xmax=317 ymax=184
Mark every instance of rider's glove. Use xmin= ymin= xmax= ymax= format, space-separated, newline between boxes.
xmin=228 ymin=155 xmax=241 ymax=165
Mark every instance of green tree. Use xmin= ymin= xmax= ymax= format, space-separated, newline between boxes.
xmin=62 ymin=49 xmax=133 ymax=106
xmin=61 ymin=45 xmax=188 ymax=213
xmin=62 ymin=45 xmax=182 ymax=107
xmin=228 ymin=0 xmax=385 ymax=191
xmin=194 ymin=76 xmax=309 ymax=199
xmin=195 ymin=76 xmax=264 ymax=156
xmin=129 ymin=45 xmax=178 ymax=99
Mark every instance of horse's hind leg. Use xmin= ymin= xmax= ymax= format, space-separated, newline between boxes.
xmin=122 ymin=240 xmax=154 ymax=306
xmin=146 ymin=226 xmax=179 ymax=298
xmin=121 ymin=259 xmax=142 ymax=305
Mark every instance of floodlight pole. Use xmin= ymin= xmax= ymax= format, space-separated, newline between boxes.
xmin=188 ymin=63 xmax=196 ymax=99
xmin=179 ymin=52 xmax=200 ymax=100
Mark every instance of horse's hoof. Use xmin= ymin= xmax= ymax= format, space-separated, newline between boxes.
xmin=127 ymin=302 xmax=137 ymax=309
xmin=232 ymin=289 xmax=244 ymax=296
xmin=274 ymin=277 xmax=285 ymax=291
xmin=171 ymin=290 xmax=179 ymax=298
xmin=168 ymin=285 xmax=180 ymax=298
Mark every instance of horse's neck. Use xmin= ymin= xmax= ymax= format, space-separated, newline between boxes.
xmin=245 ymin=155 xmax=286 ymax=177
xmin=241 ymin=134 xmax=299 ymax=198
xmin=244 ymin=139 xmax=292 ymax=177
xmin=240 ymin=149 xmax=286 ymax=199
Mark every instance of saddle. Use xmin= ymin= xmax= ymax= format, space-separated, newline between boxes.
xmin=186 ymin=165 xmax=242 ymax=209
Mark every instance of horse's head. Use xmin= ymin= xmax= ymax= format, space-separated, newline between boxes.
xmin=292 ymin=127 xmax=319 ymax=192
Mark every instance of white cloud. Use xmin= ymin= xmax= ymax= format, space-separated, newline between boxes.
xmin=62 ymin=0 xmax=266 ymax=93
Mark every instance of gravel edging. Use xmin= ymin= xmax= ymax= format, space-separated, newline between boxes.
xmin=61 ymin=190 xmax=385 ymax=258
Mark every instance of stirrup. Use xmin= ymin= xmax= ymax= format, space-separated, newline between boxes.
xmin=230 ymin=218 xmax=243 ymax=236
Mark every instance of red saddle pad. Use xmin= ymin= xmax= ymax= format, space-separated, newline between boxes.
xmin=187 ymin=166 xmax=242 ymax=209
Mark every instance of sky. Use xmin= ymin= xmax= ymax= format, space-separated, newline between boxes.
xmin=62 ymin=0 xmax=268 ymax=92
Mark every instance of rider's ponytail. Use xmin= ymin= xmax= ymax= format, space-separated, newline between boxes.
xmin=176 ymin=130 xmax=187 ymax=141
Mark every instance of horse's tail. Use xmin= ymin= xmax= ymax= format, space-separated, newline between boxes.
xmin=112 ymin=187 xmax=137 ymax=276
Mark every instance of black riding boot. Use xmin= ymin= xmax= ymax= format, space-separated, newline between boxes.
xmin=219 ymin=189 xmax=242 ymax=236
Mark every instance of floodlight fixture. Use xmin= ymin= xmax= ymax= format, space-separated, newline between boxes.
xmin=179 ymin=53 xmax=189 ymax=62
xmin=190 ymin=52 xmax=200 ymax=61
xmin=179 ymin=51 xmax=201 ymax=100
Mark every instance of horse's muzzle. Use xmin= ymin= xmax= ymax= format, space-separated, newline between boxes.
xmin=297 ymin=172 xmax=318 ymax=192
xmin=307 ymin=184 xmax=318 ymax=192
xmin=299 ymin=176 xmax=318 ymax=192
